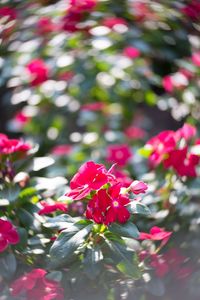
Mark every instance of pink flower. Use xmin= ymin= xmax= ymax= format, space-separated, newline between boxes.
xmin=146 ymin=130 xmax=176 ymax=167
xmin=192 ymin=51 xmax=200 ymax=67
xmin=0 ymin=134 xmax=31 ymax=156
xmin=37 ymin=17 xmax=57 ymax=35
xmin=14 ymin=112 xmax=30 ymax=126
xmin=139 ymin=226 xmax=172 ymax=244
xmin=0 ymin=219 xmax=19 ymax=252
xmin=106 ymin=144 xmax=132 ymax=166
xmin=81 ymin=102 xmax=106 ymax=111
xmin=26 ymin=59 xmax=48 ymax=86
xmin=112 ymin=169 xmax=132 ymax=187
xmin=10 ymin=269 xmax=64 ymax=300
xmin=86 ymin=184 xmax=130 ymax=225
xmin=38 ymin=201 xmax=68 ymax=215
xmin=123 ymin=47 xmax=140 ymax=59
xmin=130 ymin=180 xmax=148 ymax=195
xmin=124 ymin=126 xmax=146 ymax=140
xmin=51 ymin=145 xmax=72 ymax=156
xmin=102 ymin=17 xmax=128 ymax=29
xmin=175 ymin=123 xmax=197 ymax=141
xmin=65 ymin=161 xmax=115 ymax=200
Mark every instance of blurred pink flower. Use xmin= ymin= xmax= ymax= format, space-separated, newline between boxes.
xmin=106 ymin=144 xmax=132 ymax=166
xmin=37 ymin=17 xmax=57 ymax=35
xmin=10 ymin=269 xmax=64 ymax=300
xmin=125 ymin=126 xmax=146 ymax=140
xmin=139 ymin=226 xmax=172 ymax=243
xmin=123 ymin=47 xmax=140 ymax=59
xmin=26 ymin=59 xmax=49 ymax=86
xmin=51 ymin=145 xmax=72 ymax=156
xmin=0 ymin=134 xmax=31 ymax=156
xmin=192 ymin=52 xmax=200 ymax=67
xmin=102 ymin=17 xmax=128 ymax=29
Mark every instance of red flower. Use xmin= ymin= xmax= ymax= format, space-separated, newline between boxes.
xmin=102 ymin=17 xmax=128 ymax=29
xmin=130 ymin=180 xmax=148 ymax=195
xmin=10 ymin=269 xmax=64 ymax=300
xmin=124 ymin=126 xmax=146 ymax=140
xmin=164 ymin=147 xmax=199 ymax=177
xmin=86 ymin=184 xmax=130 ymax=225
xmin=147 ymin=131 xmax=176 ymax=167
xmin=26 ymin=59 xmax=48 ymax=86
xmin=51 ymin=145 xmax=72 ymax=156
xmin=0 ymin=134 xmax=31 ymax=156
xmin=123 ymin=47 xmax=140 ymax=59
xmin=106 ymin=144 xmax=132 ymax=166
xmin=38 ymin=201 xmax=68 ymax=215
xmin=192 ymin=51 xmax=200 ymax=67
xmin=139 ymin=226 xmax=172 ymax=244
xmin=65 ymin=161 xmax=115 ymax=200
xmin=0 ymin=219 xmax=19 ymax=252
xmin=182 ymin=0 xmax=200 ymax=20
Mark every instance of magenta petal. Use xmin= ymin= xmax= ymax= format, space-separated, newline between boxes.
xmin=0 ymin=219 xmax=12 ymax=233
xmin=6 ymin=228 xmax=19 ymax=244
xmin=0 ymin=239 xmax=8 ymax=252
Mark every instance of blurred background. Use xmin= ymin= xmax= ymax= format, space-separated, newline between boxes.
xmin=0 ymin=0 xmax=200 ymax=299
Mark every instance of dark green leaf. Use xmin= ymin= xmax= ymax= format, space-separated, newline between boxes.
xmin=109 ymin=222 xmax=140 ymax=239
xmin=43 ymin=214 xmax=80 ymax=230
xmin=83 ymin=246 xmax=103 ymax=279
xmin=50 ymin=222 xmax=93 ymax=265
xmin=127 ymin=202 xmax=151 ymax=216
xmin=104 ymin=238 xmax=141 ymax=279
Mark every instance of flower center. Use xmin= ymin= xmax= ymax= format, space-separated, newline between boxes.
xmin=113 ymin=200 xmax=119 ymax=207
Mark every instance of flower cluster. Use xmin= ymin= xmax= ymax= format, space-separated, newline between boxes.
xmin=0 ymin=219 xmax=19 ymax=252
xmin=65 ymin=161 xmax=148 ymax=225
xmin=10 ymin=269 xmax=64 ymax=300
xmin=144 ymin=123 xmax=200 ymax=177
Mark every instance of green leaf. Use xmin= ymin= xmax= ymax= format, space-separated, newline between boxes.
xmin=127 ymin=202 xmax=151 ymax=216
xmin=104 ymin=239 xmax=141 ymax=279
xmin=109 ymin=222 xmax=140 ymax=239
xmin=83 ymin=246 xmax=103 ymax=279
xmin=50 ymin=222 xmax=93 ymax=265
xmin=0 ymin=186 xmax=20 ymax=204
xmin=43 ymin=214 xmax=80 ymax=230
xmin=0 ymin=253 xmax=17 ymax=279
